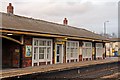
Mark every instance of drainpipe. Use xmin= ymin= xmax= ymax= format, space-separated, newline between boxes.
xmin=19 ymin=45 xmax=23 ymax=68
xmin=19 ymin=36 xmax=24 ymax=68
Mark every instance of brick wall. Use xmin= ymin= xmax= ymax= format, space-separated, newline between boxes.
xmin=22 ymin=36 xmax=32 ymax=67
xmin=2 ymin=38 xmax=20 ymax=68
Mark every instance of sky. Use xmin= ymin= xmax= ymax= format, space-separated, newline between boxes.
xmin=0 ymin=0 xmax=119 ymax=36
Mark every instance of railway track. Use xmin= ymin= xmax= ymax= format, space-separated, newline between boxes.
xmin=101 ymin=72 xmax=120 ymax=78
xmin=38 ymin=62 xmax=119 ymax=79
xmin=75 ymin=66 xmax=118 ymax=78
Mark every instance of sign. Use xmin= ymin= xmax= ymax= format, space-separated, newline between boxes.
xmin=15 ymin=49 xmax=20 ymax=53
xmin=55 ymin=38 xmax=67 ymax=42
xmin=25 ymin=45 xmax=32 ymax=57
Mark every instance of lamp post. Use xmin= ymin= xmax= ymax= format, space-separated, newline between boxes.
xmin=104 ymin=21 xmax=109 ymax=58
xmin=104 ymin=21 xmax=109 ymax=36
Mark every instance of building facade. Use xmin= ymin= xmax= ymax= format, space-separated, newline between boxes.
xmin=1 ymin=3 xmax=109 ymax=69
xmin=106 ymin=38 xmax=120 ymax=57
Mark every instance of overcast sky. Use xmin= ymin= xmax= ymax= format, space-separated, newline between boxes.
xmin=0 ymin=0 xmax=119 ymax=36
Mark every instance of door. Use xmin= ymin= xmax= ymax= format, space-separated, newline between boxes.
xmin=56 ymin=44 xmax=63 ymax=64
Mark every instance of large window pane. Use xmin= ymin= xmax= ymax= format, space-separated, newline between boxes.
xmin=34 ymin=47 xmax=38 ymax=60
xmin=96 ymin=43 xmax=103 ymax=48
xmin=82 ymin=48 xmax=87 ymax=57
xmin=47 ymin=47 xmax=51 ymax=59
xmin=39 ymin=40 xmax=46 ymax=46
xmin=39 ymin=47 xmax=45 ymax=53
xmin=71 ymin=52 xmax=73 ymax=57
xmin=57 ymin=56 xmax=59 ymax=62
xmin=39 ymin=47 xmax=45 ymax=59
xmin=34 ymin=47 xmax=38 ymax=53
xmin=39 ymin=54 xmax=44 ymax=59
xmin=34 ymin=40 xmax=38 ymax=46
xmin=85 ymin=43 xmax=91 ymax=47
xmin=76 ymin=43 xmax=78 ymax=47
xmin=34 ymin=54 xmax=36 ymax=60
xmin=47 ymin=41 xmax=51 ymax=46
xmin=72 ymin=43 xmax=75 ymax=47
xmin=67 ymin=42 xmax=70 ymax=46
xmin=67 ymin=52 xmax=70 ymax=57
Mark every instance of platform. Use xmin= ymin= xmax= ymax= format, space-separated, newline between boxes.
xmin=0 ymin=57 xmax=119 ymax=79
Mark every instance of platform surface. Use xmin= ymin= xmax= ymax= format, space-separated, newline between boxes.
xmin=0 ymin=57 xmax=119 ymax=79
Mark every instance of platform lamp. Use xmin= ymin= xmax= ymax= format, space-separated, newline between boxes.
xmin=104 ymin=21 xmax=109 ymax=58
xmin=104 ymin=21 xmax=109 ymax=36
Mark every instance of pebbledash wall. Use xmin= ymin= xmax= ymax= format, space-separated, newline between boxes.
xmin=21 ymin=36 xmax=105 ymax=67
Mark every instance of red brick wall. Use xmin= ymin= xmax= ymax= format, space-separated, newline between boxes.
xmin=83 ymin=58 xmax=92 ymax=61
xmin=2 ymin=38 xmax=20 ymax=68
xmin=22 ymin=36 xmax=32 ymax=67
xmin=79 ymin=55 xmax=82 ymax=61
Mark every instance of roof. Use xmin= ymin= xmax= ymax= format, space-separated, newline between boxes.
xmin=109 ymin=38 xmax=120 ymax=42
xmin=0 ymin=12 xmax=108 ymax=41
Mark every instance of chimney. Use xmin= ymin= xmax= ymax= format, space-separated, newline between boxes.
xmin=63 ymin=18 xmax=68 ymax=25
xmin=7 ymin=3 xmax=14 ymax=14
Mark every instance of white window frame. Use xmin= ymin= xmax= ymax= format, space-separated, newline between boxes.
xmin=66 ymin=41 xmax=79 ymax=62
xmin=96 ymin=43 xmax=103 ymax=58
xmin=82 ymin=42 xmax=92 ymax=59
xmin=55 ymin=44 xmax=64 ymax=64
xmin=32 ymin=38 xmax=53 ymax=66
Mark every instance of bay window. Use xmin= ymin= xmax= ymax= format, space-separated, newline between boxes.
xmin=32 ymin=38 xmax=52 ymax=66
xmin=82 ymin=42 xmax=92 ymax=60
xmin=66 ymin=41 xmax=79 ymax=62
xmin=96 ymin=43 xmax=103 ymax=58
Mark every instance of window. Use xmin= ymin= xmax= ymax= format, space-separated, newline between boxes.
xmin=34 ymin=40 xmax=38 ymax=46
xmin=96 ymin=43 xmax=103 ymax=57
xmin=47 ymin=47 xmax=51 ymax=59
xmin=82 ymin=42 xmax=92 ymax=58
xmin=96 ymin=43 xmax=103 ymax=48
xmin=47 ymin=41 xmax=51 ymax=46
xmin=66 ymin=41 xmax=79 ymax=61
xmin=32 ymin=38 xmax=52 ymax=66
xmin=34 ymin=47 xmax=38 ymax=60
xmin=39 ymin=47 xmax=45 ymax=59
xmin=39 ymin=40 xmax=46 ymax=46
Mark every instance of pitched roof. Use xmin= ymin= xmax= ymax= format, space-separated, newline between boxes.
xmin=109 ymin=38 xmax=120 ymax=42
xmin=1 ymin=12 xmax=108 ymax=41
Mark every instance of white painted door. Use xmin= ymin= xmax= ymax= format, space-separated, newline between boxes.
xmin=56 ymin=44 xmax=63 ymax=64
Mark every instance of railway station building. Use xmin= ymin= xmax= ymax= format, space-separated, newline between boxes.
xmin=1 ymin=3 xmax=109 ymax=69
xmin=106 ymin=38 xmax=120 ymax=57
